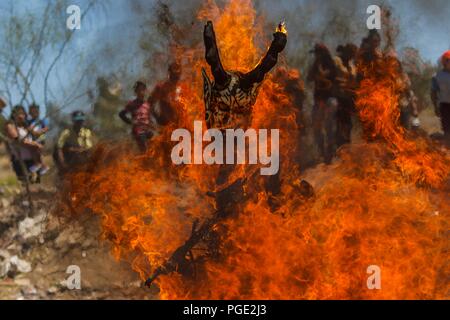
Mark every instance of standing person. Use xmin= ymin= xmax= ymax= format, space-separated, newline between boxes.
xmin=383 ymin=48 xmax=420 ymax=131
xmin=5 ymin=106 xmax=43 ymax=182
xmin=334 ymin=43 xmax=358 ymax=147
xmin=149 ymin=62 xmax=182 ymax=127
xmin=431 ymin=50 xmax=450 ymax=144
xmin=119 ymin=81 xmax=153 ymax=153
xmin=307 ymin=43 xmax=338 ymax=164
xmin=0 ymin=97 xmax=8 ymax=142
xmin=398 ymin=69 xmax=419 ymax=130
xmin=27 ymin=103 xmax=50 ymax=175
xmin=358 ymin=29 xmax=383 ymax=67
xmin=55 ymin=111 xmax=93 ymax=174
xmin=0 ymin=97 xmax=12 ymax=185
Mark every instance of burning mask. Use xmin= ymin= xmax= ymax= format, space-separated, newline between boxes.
xmin=202 ymin=21 xmax=287 ymax=129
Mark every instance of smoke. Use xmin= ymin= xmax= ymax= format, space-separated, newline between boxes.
xmin=132 ymin=0 xmax=450 ymax=65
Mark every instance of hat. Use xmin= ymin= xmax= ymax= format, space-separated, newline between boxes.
xmin=441 ymin=50 xmax=450 ymax=64
xmin=72 ymin=110 xmax=86 ymax=122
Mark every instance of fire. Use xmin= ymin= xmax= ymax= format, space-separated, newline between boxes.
xmin=198 ymin=0 xmax=261 ymax=73
xmin=276 ymin=21 xmax=287 ymax=35
xmin=61 ymin=0 xmax=449 ymax=300
xmin=355 ymin=55 xmax=450 ymax=188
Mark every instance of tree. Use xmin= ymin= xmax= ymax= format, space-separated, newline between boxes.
xmin=0 ymin=0 xmax=101 ymax=117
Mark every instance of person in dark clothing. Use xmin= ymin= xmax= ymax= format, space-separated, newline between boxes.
xmin=358 ymin=29 xmax=383 ymax=67
xmin=148 ymin=62 xmax=183 ymax=127
xmin=307 ymin=43 xmax=338 ymax=164
xmin=54 ymin=111 xmax=94 ymax=174
xmin=334 ymin=43 xmax=358 ymax=147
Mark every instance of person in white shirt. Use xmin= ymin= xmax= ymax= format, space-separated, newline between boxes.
xmin=431 ymin=50 xmax=450 ymax=143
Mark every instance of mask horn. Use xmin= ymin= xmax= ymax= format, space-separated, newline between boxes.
xmin=241 ymin=27 xmax=287 ymax=90
xmin=204 ymin=21 xmax=230 ymax=88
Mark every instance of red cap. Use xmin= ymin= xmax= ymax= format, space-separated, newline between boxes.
xmin=442 ymin=50 xmax=450 ymax=64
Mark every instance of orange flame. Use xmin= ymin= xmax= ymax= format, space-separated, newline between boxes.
xmin=355 ymin=55 xmax=450 ymax=188
xmin=62 ymin=0 xmax=449 ymax=300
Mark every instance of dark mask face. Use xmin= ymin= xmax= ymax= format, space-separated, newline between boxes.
xmin=203 ymin=70 xmax=262 ymax=130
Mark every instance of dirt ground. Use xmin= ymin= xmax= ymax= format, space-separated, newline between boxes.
xmin=0 ymin=155 xmax=157 ymax=300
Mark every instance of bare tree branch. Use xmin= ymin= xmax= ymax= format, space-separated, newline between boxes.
xmin=43 ymin=0 xmax=98 ymax=108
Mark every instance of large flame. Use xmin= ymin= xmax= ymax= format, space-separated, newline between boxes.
xmin=355 ymin=55 xmax=450 ymax=188
xmin=62 ymin=0 xmax=449 ymax=299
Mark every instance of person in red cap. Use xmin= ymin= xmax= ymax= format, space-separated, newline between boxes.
xmin=431 ymin=50 xmax=450 ymax=143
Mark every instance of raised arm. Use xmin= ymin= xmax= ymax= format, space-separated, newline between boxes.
xmin=241 ymin=26 xmax=287 ymax=90
xmin=204 ymin=21 xmax=230 ymax=88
